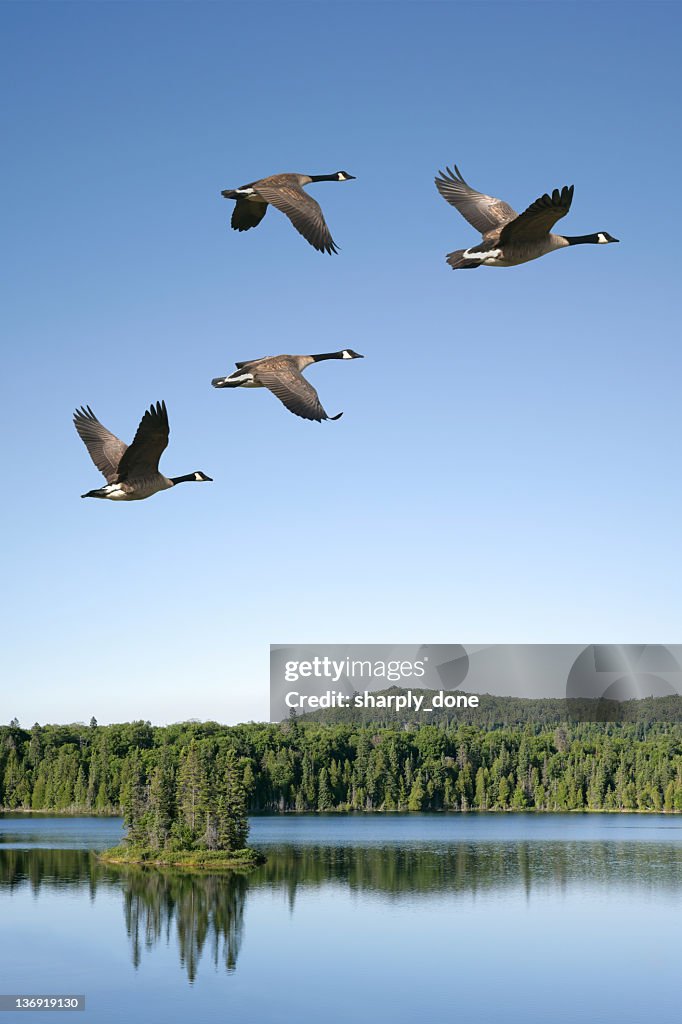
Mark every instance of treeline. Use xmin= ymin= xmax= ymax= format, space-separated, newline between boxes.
xmin=1 ymin=716 xmax=682 ymax=814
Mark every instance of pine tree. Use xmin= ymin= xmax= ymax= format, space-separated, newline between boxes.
xmin=215 ymin=749 xmax=248 ymax=852
xmin=408 ymin=772 xmax=426 ymax=811
xmin=511 ymin=782 xmax=527 ymax=809
xmin=147 ymin=751 xmax=175 ymax=848
xmin=475 ymin=767 xmax=488 ymax=810
xmin=121 ymin=750 xmax=147 ymax=846
xmin=242 ymin=761 xmax=255 ymax=808
xmin=317 ymin=767 xmax=332 ymax=810
xmin=176 ymin=740 xmax=205 ymax=839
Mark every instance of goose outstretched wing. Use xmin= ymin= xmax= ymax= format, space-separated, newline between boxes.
xmin=73 ymin=406 xmax=127 ymax=483
xmin=116 ymin=401 xmax=170 ymax=479
xmin=255 ymin=367 xmax=340 ymax=421
xmin=500 ymin=185 xmax=574 ymax=243
xmin=434 ymin=165 xmax=518 ymax=235
xmin=254 ymin=183 xmax=338 ymax=254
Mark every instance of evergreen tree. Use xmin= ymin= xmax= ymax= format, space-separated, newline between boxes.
xmin=147 ymin=751 xmax=175 ymax=848
xmin=176 ymin=740 xmax=206 ymax=839
xmin=317 ymin=767 xmax=332 ymax=811
xmin=408 ymin=772 xmax=426 ymax=811
xmin=215 ymin=749 xmax=248 ymax=851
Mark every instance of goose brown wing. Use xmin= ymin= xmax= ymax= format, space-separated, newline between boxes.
xmin=255 ymin=367 xmax=335 ymax=421
xmin=231 ymin=199 xmax=268 ymax=232
xmin=499 ymin=185 xmax=574 ymax=243
xmin=235 ymin=357 xmax=265 ymax=369
xmin=253 ymin=183 xmax=338 ymax=254
xmin=116 ymin=401 xmax=170 ymax=479
xmin=73 ymin=406 xmax=127 ymax=483
xmin=434 ymin=165 xmax=517 ymax=234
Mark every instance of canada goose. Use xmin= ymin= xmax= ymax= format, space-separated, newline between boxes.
xmin=74 ymin=401 xmax=212 ymax=500
xmin=211 ymin=350 xmax=364 ymax=422
xmin=434 ymin=165 xmax=619 ymax=269
xmin=221 ymin=171 xmax=356 ymax=253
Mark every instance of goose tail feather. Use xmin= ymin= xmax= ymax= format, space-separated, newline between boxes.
xmin=446 ymin=249 xmax=482 ymax=270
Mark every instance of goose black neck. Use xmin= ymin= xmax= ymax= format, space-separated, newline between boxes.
xmin=564 ymin=233 xmax=601 ymax=246
xmin=171 ymin=474 xmax=197 ymax=485
xmin=311 ymin=351 xmax=344 ymax=362
xmin=308 ymin=174 xmax=338 ymax=183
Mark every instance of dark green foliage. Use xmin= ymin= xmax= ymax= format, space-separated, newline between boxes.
xmin=115 ymin=739 xmax=249 ymax=853
xmin=214 ymin=749 xmax=249 ymax=852
xmin=1 ymin=713 xmax=682 ymax=815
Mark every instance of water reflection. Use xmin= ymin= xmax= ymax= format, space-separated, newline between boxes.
xmin=122 ymin=868 xmax=248 ymax=980
xmin=255 ymin=840 xmax=682 ymax=908
xmin=2 ymin=841 xmax=682 ymax=981
xmin=0 ymin=848 xmax=105 ymax=896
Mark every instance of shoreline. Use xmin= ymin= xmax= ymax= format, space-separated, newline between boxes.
xmin=2 ymin=807 xmax=680 ymax=817
xmin=97 ymin=846 xmax=266 ymax=870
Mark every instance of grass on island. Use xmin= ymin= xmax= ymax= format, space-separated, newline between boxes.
xmin=98 ymin=845 xmax=266 ymax=870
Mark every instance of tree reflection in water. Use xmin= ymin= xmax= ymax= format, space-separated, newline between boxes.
xmin=0 ymin=849 xmax=248 ymax=983
xmin=121 ymin=868 xmax=248 ymax=980
xmin=2 ymin=840 xmax=682 ymax=982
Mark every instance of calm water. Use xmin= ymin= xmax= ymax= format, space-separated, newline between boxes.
xmin=1 ymin=814 xmax=681 ymax=1024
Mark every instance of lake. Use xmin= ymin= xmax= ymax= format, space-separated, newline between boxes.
xmin=1 ymin=813 xmax=681 ymax=1023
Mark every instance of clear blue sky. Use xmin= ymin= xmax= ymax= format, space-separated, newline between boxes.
xmin=2 ymin=1 xmax=681 ymax=726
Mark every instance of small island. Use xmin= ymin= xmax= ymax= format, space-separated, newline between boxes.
xmin=98 ymin=740 xmax=265 ymax=870
xmin=99 ymin=846 xmax=264 ymax=869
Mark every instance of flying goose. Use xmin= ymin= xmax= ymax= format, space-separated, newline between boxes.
xmin=221 ymin=171 xmax=355 ymax=253
xmin=74 ymin=401 xmax=212 ymax=500
xmin=211 ymin=350 xmax=364 ymax=422
xmin=434 ymin=165 xmax=619 ymax=269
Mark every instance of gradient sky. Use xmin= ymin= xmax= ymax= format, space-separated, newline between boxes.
xmin=3 ymin=1 xmax=681 ymax=727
